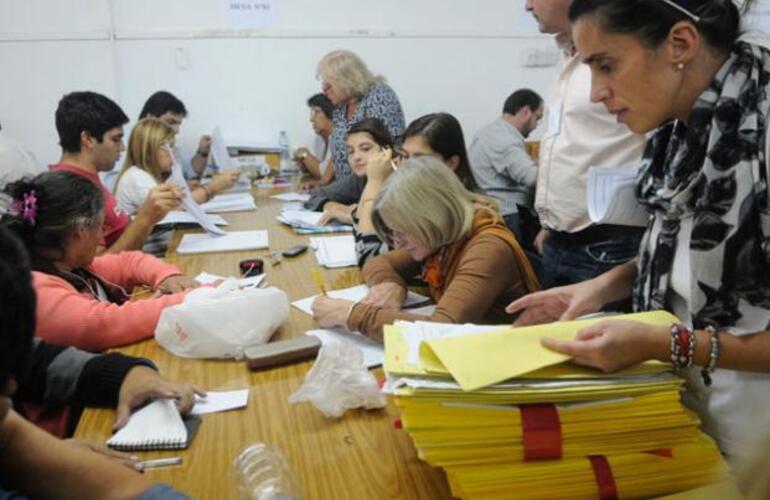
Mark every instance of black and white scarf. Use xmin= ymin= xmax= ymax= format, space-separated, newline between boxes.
xmin=634 ymin=41 xmax=770 ymax=330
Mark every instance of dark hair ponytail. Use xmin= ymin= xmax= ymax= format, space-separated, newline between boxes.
xmin=569 ymin=0 xmax=753 ymax=53
xmin=2 ymin=171 xmax=104 ymax=271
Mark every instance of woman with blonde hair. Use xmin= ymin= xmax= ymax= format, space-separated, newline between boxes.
xmin=115 ymin=118 xmax=237 ymax=216
xmin=316 ymin=49 xmax=405 ymax=184
xmin=311 ymin=156 xmax=540 ymax=341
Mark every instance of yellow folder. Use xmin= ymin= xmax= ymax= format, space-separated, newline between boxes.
xmin=417 ymin=311 xmax=679 ymax=390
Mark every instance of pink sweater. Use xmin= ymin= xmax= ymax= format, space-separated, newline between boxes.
xmin=33 ymin=252 xmax=189 ymax=352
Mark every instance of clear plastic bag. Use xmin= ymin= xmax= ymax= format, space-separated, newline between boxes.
xmin=232 ymin=443 xmax=300 ymax=500
xmin=287 ymin=338 xmax=386 ymax=418
xmin=155 ymin=279 xmax=289 ymax=359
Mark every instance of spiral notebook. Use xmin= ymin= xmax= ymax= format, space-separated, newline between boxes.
xmin=106 ymin=399 xmax=201 ymax=451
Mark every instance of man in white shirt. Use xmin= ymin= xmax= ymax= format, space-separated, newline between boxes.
xmin=525 ymin=0 xmax=648 ymax=288
xmin=0 ymin=126 xmax=45 ymax=214
xmin=470 ymin=89 xmax=542 ymax=248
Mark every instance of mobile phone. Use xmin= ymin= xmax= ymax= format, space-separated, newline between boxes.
xmin=239 ymin=258 xmax=264 ymax=277
xmin=244 ymin=336 xmax=322 ymax=370
xmin=281 ymin=245 xmax=308 ymax=258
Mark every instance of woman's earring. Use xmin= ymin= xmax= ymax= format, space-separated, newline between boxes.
xmin=676 ymin=63 xmax=685 ymax=70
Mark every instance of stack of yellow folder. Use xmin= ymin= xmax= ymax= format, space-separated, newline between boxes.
xmin=383 ymin=311 xmax=730 ymax=499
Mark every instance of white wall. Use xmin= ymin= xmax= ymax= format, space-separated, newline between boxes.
xmin=0 ymin=0 xmax=559 ymax=165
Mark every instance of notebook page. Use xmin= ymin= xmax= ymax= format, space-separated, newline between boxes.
xmin=107 ymin=399 xmax=187 ymax=450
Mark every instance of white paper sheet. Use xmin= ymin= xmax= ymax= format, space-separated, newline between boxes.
xmin=306 ymin=329 xmax=384 ymax=368
xmin=167 ymin=154 xmax=227 ymax=236
xmin=210 ymin=126 xmax=237 ymax=171
xmin=194 ymin=272 xmax=266 ymax=289
xmin=200 ymin=192 xmax=257 ymax=213
xmin=396 ymin=321 xmax=505 ymax=368
xmin=278 ymin=210 xmax=323 ymax=227
xmin=191 ymin=389 xmax=249 ymax=415
xmin=310 ymin=235 xmax=357 ymax=268
xmin=271 ymin=192 xmax=311 ymax=202
xmin=158 ymin=211 xmax=228 ymax=227
xmin=291 ymin=284 xmax=430 ymax=316
xmin=177 ymin=230 xmax=269 ymax=254
xmin=586 ymin=166 xmax=648 ymax=226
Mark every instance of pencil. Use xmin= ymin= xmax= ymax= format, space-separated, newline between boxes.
xmin=311 ymin=268 xmax=328 ymax=296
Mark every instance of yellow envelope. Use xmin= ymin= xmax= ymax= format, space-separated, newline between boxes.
xmin=420 ymin=311 xmax=679 ymax=391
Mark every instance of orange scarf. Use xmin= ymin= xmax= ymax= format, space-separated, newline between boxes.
xmin=422 ymin=205 xmax=540 ymax=302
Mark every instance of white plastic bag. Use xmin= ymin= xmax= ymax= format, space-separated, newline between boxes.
xmin=155 ymin=279 xmax=289 ymax=359
xmin=287 ymin=339 xmax=386 ymax=418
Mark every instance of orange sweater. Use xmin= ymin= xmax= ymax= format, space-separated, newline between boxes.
xmin=347 ymin=207 xmax=539 ymax=341
xmin=33 ymin=252 xmax=188 ymax=352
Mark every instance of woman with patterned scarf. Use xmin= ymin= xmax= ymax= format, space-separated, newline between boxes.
xmin=506 ymin=0 xmax=769 ymax=458
xmin=311 ymin=156 xmax=540 ymax=342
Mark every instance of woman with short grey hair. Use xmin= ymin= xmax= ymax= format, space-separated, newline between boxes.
xmin=316 ymin=50 xmax=405 ymax=181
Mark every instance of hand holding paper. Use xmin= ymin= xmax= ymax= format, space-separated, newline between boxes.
xmin=541 ymin=319 xmax=668 ymax=373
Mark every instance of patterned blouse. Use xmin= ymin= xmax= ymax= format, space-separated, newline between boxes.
xmin=351 ymin=206 xmax=389 ymax=268
xmin=329 ymin=81 xmax=405 ymax=179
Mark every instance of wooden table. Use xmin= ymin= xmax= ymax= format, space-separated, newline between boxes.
xmin=74 ymin=182 xmax=452 ymax=500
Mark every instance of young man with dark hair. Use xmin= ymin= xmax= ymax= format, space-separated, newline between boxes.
xmin=294 ymin=93 xmax=335 ymax=184
xmin=469 ymin=88 xmax=543 ymax=246
xmin=139 ymin=90 xmax=210 ymax=180
xmin=51 ymin=91 xmax=182 ymax=254
xmin=0 ymin=226 xmax=191 ymax=499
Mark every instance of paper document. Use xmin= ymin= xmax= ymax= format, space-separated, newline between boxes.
xmin=210 ymin=126 xmax=237 ymax=171
xmin=292 ymin=284 xmax=430 ymax=316
xmin=399 ymin=322 xmax=506 ymax=368
xmin=310 ymin=235 xmax=357 ymax=268
xmin=200 ymin=192 xmax=256 ymax=213
xmin=272 ymin=192 xmax=311 ymax=202
xmin=167 ymin=156 xmax=227 ymax=236
xmin=191 ymin=389 xmax=249 ymax=415
xmin=158 ymin=211 xmax=228 ymax=227
xmin=307 ymin=329 xmax=383 ymax=368
xmin=177 ymin=230 xmax=269 ymax=255
xmin=195 ymin=272 xmax=266 ymax=289
xmin=418 ymin=310 xmax=679 ymax=391
xmin=587 ymin=167 xmax=648 ymax=226
xmin=277 ymin=209 xmax=353 ymax=234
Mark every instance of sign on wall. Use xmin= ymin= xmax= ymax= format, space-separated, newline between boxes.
xmin=225 ymin=0 xmax=276 ymax=29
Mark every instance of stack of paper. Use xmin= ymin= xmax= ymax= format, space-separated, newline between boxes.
xmin=157 ymin=211 xmax=228 ymax=227
xmin=176 ymin=230 xmax=269 ymax=255
xmin=587 ymin=166 xmax=648 ymax=226
xmin=200 ymin=193 xmax=257 ymax=213
xmin=310 ymin=235 xmax=357 ymax=268
xmin=383 ymin=311 xmax=730 ymax=499
xmin=277 ymin=209 xmax=352 ymax=234
xmin=271 ymin=192 xmax=311 ymax=202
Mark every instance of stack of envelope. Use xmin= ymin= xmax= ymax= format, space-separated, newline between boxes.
xmin=383 ymin=311 xmax=730 ymax=499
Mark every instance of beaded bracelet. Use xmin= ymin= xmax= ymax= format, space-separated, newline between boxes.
xmin=700 ymin=325 xmax=720 ymax=387
xmin=669 ymin=323 xmax=696 ymax=371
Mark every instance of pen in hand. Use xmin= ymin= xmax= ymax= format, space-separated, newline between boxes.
xmin=311 ymin=268 xmax=328 ymax=296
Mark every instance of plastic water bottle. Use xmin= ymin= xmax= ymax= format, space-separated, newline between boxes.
xmin=232 ymin=443 xmax=300 ymax=500
xmin=278 ymin=130 xmax=294 ymax=172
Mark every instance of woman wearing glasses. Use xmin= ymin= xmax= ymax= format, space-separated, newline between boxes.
xmin=311 ymin=157 xmax=540 ymax=341
xmin=2 ymin=170 xmax=199 ymax=352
